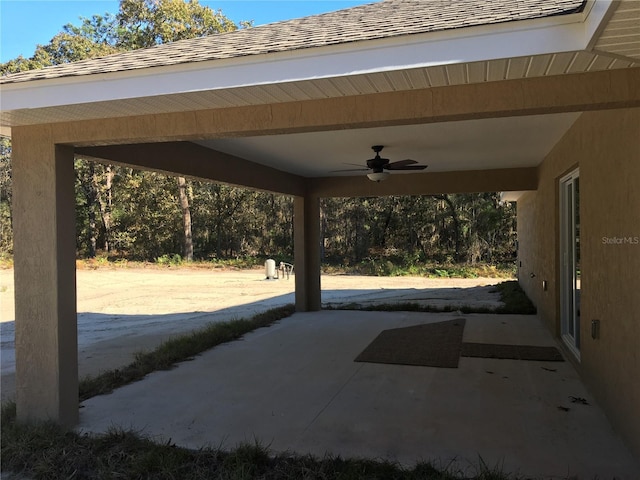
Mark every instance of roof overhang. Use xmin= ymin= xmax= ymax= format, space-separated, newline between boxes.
xmin=0 ymin=0 xmax=618 ymax=113
xmin=1 ymin=0 xmax=639 ymax=190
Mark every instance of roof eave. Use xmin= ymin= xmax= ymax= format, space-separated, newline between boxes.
xmin=0 ymin=2 xmax=611 ymax=115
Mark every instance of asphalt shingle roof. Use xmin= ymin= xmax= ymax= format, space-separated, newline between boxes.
xmin=1 ymin=0 xmax=586 ymax=84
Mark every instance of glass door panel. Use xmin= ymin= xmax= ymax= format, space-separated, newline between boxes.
xmin=560 ymin=170 xmax=580 ymax=357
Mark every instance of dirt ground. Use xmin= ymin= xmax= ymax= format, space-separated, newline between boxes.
xmin=0 ymin=267 xmax=503 ymax=402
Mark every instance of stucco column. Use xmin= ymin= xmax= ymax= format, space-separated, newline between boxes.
xmin=293 ymin=195 xmax=321 ymax=311
xmin=12 ymin=127 xmax=78 ymax=426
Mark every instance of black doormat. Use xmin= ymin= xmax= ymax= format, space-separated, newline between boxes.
xmin=354 ymin=318 xmax=466 ymax=368
xmin=354 ymin=319 xmax=565 ymax=368
xmin=461 ymin=343 xmax=564 ymax=362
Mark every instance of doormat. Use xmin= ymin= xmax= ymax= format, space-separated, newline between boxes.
xmin=354 ymin=318 xmax=466 ymax=368
xmin=461 ymin=343 xmax=564 ymax=362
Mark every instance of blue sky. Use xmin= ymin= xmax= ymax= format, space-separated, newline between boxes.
xmin=0 ymin=0 xmax=375 ymax=62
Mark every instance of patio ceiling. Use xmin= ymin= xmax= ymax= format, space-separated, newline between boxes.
xmin=195 ymin=114 xmax=581 ymax=177
xmin=1 ymin=0 xmax=639 ymax=180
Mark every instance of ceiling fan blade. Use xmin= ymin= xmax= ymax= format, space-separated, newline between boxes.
xmin=387 ymin=159 xmax=418 ymax=168
xmin=330 ymin=161 xmax=371 ymax=173
xmin=387 ymin=164 xmax=428 ymax=171
xmin=343 ymin=162 xmax=367 ymax=167
xmin=329 ymin=167 xmax=369 ymax=172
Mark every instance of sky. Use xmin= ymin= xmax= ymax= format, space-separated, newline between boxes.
xmin=0 ymin=0 xmax=375 ymax=62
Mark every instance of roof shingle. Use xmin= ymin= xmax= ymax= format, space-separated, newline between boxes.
xmin=1 ymin=0 xmax=586 ymax=84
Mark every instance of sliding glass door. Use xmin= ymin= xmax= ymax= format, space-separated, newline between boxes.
xmin=559 ymin=169 xmax=580 ymax=358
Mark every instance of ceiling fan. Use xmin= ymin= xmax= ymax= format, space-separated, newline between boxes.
xmin=334 ymin=145 xmax=428 ymax=181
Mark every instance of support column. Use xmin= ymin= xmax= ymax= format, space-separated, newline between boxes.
xmin=12 ymin=127 xmax=78 ymax=426
xmin=293 ymin=195 xmax=321 ymax=311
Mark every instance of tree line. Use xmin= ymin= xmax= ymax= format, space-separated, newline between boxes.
xmin=0 ymin=0 xmax=517 ymax=268
xmin=1 ymin=139 xmax=516 ymax=266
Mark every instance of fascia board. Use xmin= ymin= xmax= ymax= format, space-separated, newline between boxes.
xmin=583 ymin=0 xmax=617 ymax=50
xmin=1 ymin=4 xmax=611 ymax=113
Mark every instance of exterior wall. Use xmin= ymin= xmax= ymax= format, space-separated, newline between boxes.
xmin=517 ymin=107 xmax=640 ymax=459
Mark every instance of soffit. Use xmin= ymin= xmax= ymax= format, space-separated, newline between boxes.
xmin=2 ymin=50 xmax=636 ymax=127
xmin=593 ymin=0 xmax=640 ymax=60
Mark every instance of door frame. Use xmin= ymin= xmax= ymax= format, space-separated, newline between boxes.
xmin=559 ymin=168 xmax=581 ymax=360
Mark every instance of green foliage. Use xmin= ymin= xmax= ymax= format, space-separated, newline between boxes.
xmin=1 ymin=396 xmax=523 ymax=479
xmin=117 ymin=0 xmax=237 ymax=49
xmin=2 ymin=144 xmax=519 ymax=265
xmin=321 ymin=194 xmax=516 ymax=268
xmin=492 ymin=280 xmax=537 ymax=314
xmin=0 ymin=1 xmax=236 ymax=75
xmin=155 ymin=253 xmax=183 ymax=266
xmin=0 ymin=138 xmax=11 ymax=254
xmin=327 ymin=258 xmax=514 ymax=279
xmin=1 ymin=14 xmax=123 ymax=74
xmin=0 ymin=412 xmax=522 ymax=480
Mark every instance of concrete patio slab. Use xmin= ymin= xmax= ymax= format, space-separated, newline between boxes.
xmin=78 ymin=310 xmax=639 ymax=479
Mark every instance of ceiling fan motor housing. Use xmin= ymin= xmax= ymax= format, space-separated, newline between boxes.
xmin=367 ymin=157 xmax=389 ymax=172
xmin=367 ymin=146 xmax=389 ymax=172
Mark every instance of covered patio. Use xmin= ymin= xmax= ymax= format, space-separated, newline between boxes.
xmin=77 ymin=309 xmax=638 ymax=478
xmin=1 ymin=0 xmax=639 ymax=467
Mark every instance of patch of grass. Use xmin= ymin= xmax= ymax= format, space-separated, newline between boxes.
xmin=325 ymin=280 xmax=535 ymax=316
xmin=325 ymin=302 xmax=498 ymax=314
xmin=1 ymin=401 xmax=524 ymax=480
xmin=326 ymin=302 xmax=454 ymax=313
xmin=79 ymin=304 xmax=296 ymax=400
xmin=0 ymin=253 xmax=13 ymax=269
xmin=323 ymin=260 xmax=516 ymax=279
xmin=492 ymin=281 xmax=536 ymax=315
xmin=73 ymin=255 xmax=271 ymax=271
xmin=155 ymin=253 xmax=184 ymax=266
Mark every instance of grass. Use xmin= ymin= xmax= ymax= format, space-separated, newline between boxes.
xmin=74 ymin=255 xmax=276 ymax=271
xmin=79 ymin=304 xmax=296 ymax=400
xmin=326 ymin=303 xmax=497 ymax=314
xmin=491 ymin=281 xmax=536 ymax=315
xmin=325 ymin=280 xmax=536 ymax=315
xmin=69 ymin=255 xmax=518 ymax=279
xmin=1 ymin=400 xmax=522 ymax=479
xmin=323 ymin=260 xmax=516 ymax=279
xmin=0 ymin=252 xmax=13 ymax=269
xmin=322 ymin=255 xmax=516 ymax=278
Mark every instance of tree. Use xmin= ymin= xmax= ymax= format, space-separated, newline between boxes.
xmin=1 ymin=14 xmax=122 ymax=75
xmin=117 ymin=0 xmax=236 ymax=49
xmin=177 ymin=176 xmax=193 ymax=261
xmin=0 ymin=138 xmax=12 ymax=254
xmin=1 ymin=1 xmax=240 ymax=261
xmin=114 ymin=0 xmax=238 ymax=261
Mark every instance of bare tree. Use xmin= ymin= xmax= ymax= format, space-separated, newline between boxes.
xmin=177 ymin=176 xmax=193 ymax=261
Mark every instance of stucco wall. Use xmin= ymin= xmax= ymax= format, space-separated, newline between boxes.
xmin=517 ymin=107 xmax=640 ymax=460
